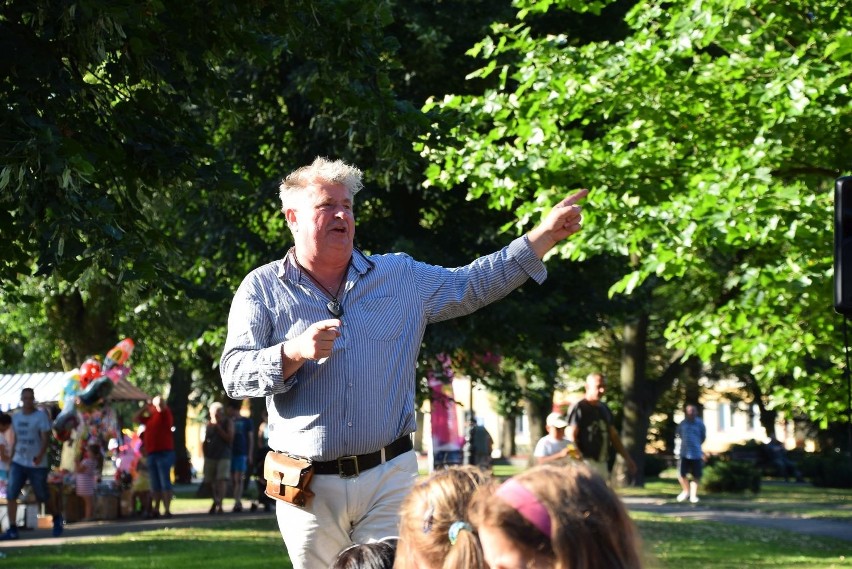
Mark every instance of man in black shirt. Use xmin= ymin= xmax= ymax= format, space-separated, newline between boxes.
xmin=567 ymin=373 xmax=636 ymax=483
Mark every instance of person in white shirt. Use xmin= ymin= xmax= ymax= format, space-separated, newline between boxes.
xmin=533 ymin=413 xmax=578 ymax=465
xmin=0 ymin=388 xmax=63 ymax=540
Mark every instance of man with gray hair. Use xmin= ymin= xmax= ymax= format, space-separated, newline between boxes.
xmin=220 ymin=156 xmax=587 ymax=568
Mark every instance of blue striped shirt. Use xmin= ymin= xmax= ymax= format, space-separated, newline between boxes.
xmin=220 ymin=235 xmax=546 ymax=461
xmin=676 ymin=417 xmax=706 ymax=460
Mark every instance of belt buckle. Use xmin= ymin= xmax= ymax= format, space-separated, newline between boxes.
xmin=337 ymin=455 xmax=360 ymax=478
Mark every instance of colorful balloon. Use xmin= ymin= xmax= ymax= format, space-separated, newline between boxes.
xmin=52 ymin=337 xmax=136 ymax=443
xmin=103 ymin=338 xmax=135 ymax=370
xmin=78 ymin=376 xmax=115 ymax=407
xmin=58 ymin=372 xmax=82 ymax=410
xmin=52 ymin=405 xmax=80 ymax=442
xmin=78 ymin=358 xmax=102 ymax=388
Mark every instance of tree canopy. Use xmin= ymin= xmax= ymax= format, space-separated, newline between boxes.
xmin=421 ymin=0 xmax=852 ymax=426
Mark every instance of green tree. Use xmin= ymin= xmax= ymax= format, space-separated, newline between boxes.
xmin=422 ymin=0 xmax=852 ymax=481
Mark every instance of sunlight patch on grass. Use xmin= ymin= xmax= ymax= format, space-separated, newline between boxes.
xmin=633 ymin=511 xmax=852 ymax=568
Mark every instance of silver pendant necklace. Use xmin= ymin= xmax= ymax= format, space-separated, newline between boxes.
xmin=295 ymin=255 xmax=350 ymax=318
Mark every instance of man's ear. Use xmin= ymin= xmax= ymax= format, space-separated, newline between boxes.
xmin=285 ymin=208 xmax=299 ymax=231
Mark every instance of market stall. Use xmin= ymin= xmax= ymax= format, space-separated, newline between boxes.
xmin=0 ymin=372 xmax=150 ymax=412
xmin=0 ymin=354 xmax=151 ymax=525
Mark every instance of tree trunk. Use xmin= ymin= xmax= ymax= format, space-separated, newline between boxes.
xmin=744 ymin=373 xmax=776 ymax=438
xmin=168 ymin=365 xmax=193 ymax=484
xmin=517 ymin=368 xmax=553 ymax=467
xmin=615 ymin=312 xmax=689 ymax=487
xmin=616 ymin=314 xmax=649 ymax=487
xmin=500 ymin=415 xmax=516 ymax=459
xmin=45 ymin=284 xmax=118 ymax=369
xmin=684 ymin=358 xmax=702 ymax=407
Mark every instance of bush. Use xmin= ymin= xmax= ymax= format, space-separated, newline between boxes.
xmin=809 ymin=453 xmax=852 ymax=489
xmin=703 ymin=460 xmax=761 ymax=494
xmin=796 ymin=452 xmax=823 ymax=479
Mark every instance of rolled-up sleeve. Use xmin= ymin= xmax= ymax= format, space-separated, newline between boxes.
xmin=508 ymin=235 xmax=548 ymax=284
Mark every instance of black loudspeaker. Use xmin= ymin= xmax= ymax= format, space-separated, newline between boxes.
xmin=834 ymin=176 xmax=852 ymax=315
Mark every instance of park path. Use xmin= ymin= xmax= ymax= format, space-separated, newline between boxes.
xmin=622 ymin=496 xmax=852 ymax=542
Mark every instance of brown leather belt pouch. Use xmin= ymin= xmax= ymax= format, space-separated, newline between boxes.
xmin=264 ymin=451 xmax=315 ymax=507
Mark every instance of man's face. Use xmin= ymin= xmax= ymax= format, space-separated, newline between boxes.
xmin=289 ymin=181 xmax=355 ymax=259
xmin=586 ymin=375 xmax=606 ymax=402
xmin=21 ymin=390 xmax=35 ymax=412
xmin=685 ymin=405 xmax=697 ymax=420
xmin=549 ymin=426 xmax=566 ymax=440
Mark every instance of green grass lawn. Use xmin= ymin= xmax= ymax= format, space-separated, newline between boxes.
xmin=2 ymin=474 xmax=849 ymax=568
xmin=1 ymin=519 xmax=287 ymax=569
xmin=635 ymin=511 xmax=851 ymax=568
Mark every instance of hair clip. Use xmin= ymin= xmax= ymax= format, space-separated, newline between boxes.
xmin=422 ymin=504 xmax=435 ymax=534
xmin=448 ymin=521 xmax=473 ymax=545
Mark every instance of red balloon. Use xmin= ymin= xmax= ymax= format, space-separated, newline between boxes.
xmin=79 ymin=358 xmax=102 ymax=388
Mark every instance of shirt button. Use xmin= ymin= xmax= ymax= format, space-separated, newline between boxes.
xmin=348 ymin=422 xmax=353 ymax=427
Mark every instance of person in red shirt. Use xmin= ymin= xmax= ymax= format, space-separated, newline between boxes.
xmin=134 ymin=395 xmax=175 ymax=517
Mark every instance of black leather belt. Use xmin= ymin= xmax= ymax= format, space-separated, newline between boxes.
xmin=312 ymin=435 xmax=413 ymax=477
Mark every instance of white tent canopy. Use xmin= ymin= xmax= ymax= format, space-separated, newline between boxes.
xmin=0 ymin=372 xmax=150 ymax=412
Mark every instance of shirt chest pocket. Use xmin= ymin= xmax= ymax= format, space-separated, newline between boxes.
xmin=355 ymin=296 xmax=404 ymax=341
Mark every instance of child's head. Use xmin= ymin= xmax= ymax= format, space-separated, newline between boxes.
xmin=332 ymin=539 xmax=397 ymax=569
xmin=0 ymin=412 xmax=11 ymax=432
xmin=545 ymin=413 xmax=568 ymax=440
xmin=470 ymin=464 xmax=643 ymax=569
xmin=396 ymin=465 xmax=489 ymax=569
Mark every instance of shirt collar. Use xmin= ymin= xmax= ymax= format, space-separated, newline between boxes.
xmin=278 ymin=247 xmax=373 ymax=283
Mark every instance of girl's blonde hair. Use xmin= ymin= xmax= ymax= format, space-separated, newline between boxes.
xmin=395 ymin=466 xmax=489 ymax=569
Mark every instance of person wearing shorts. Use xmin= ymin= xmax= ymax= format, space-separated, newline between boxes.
xmin=1 ymin=388 xmax=63 ymax=540
xmin=676 ymin=404 xmax=706 ymax=503
xmin=226 ymin=400 xmax=253 ymax=512
xmin=134 ymin=395 xmax=175 ymax=518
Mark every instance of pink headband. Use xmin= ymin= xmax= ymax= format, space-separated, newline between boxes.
xmin=495 ymin=478 xmax=552 ymax=537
